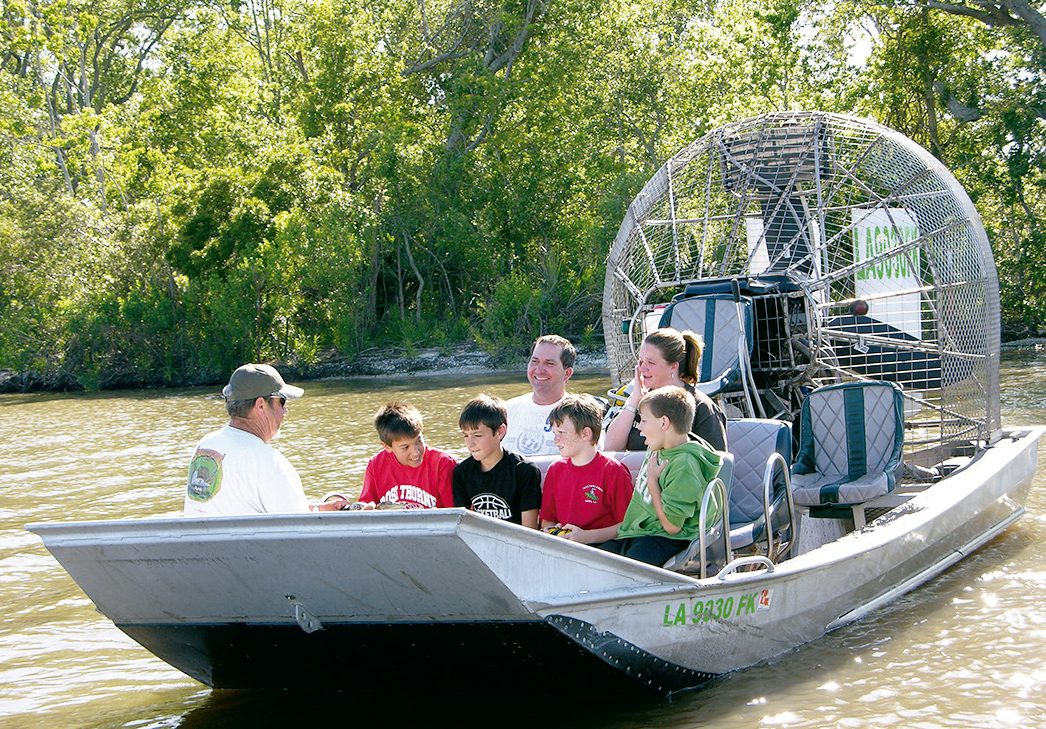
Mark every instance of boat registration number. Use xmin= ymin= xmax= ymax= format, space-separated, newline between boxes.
xmin=662 ymin=589 xmax=773 ymax=626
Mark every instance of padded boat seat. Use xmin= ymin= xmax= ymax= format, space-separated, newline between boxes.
xmin=726 ymin=418 xmax=797 ymax=559
xmin=659 ymin=293 xmax=756 ymax=409
xmin=531 ymin=450 xmax=647 ymax=487
xmin=791 ymin=381 xmax=905 ymax=514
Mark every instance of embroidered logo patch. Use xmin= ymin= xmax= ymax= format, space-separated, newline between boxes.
xmin=187 ymin=448 xmax=223 ymax=502
xmin=582 ymin=484 xmax=603 ymax=503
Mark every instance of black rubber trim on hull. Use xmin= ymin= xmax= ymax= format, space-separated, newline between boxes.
xmin=546 ymin=615 xmax=718 ymax=695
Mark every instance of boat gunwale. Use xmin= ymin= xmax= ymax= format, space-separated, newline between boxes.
xmin=26 ymin=426 xmax=1042 ymax=614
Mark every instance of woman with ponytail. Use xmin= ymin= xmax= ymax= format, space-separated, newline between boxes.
xmin=604 ymin=328 xmax=728 ymax=452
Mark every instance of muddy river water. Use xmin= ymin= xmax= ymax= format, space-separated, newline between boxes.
xmin=2 ymin=355 xmax=1045 ymax=729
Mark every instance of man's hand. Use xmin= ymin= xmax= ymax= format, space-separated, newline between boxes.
xmin=314 ymin=497 xmax=350 ymax=511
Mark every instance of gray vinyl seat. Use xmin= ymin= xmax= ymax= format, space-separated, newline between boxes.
xmin=659 ymin=293 xmax=760 ymax=416
xmin=726 ymin=418 xmax=797 ymax=560
xmin=662 ymin=453 xmax=734 ymax=577
xmin=790 ymin=381 xmax=905 ymax=519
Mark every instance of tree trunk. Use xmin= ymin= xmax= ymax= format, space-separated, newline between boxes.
xmin=402 ymin=231 xmax=426 ymax=322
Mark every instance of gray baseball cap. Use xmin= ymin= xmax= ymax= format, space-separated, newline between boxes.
xmin=222 ymin=364 xmax=304 ymax=402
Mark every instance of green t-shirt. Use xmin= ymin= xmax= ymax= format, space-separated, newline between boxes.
xmin=616 ymin=438 xmax=723 ymax=542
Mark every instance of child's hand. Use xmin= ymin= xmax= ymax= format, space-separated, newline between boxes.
xmin=561 ymin=523 xmax=587 ymax=542
xmin=646 ymin=451 xmax=666 ymax=481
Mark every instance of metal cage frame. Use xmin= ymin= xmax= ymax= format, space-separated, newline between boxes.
xmin=602 ymin=111 xmax=1001 ymax=453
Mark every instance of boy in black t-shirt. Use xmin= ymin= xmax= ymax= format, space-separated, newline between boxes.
xmin=452 ymin=394 xmax=541 ymax=528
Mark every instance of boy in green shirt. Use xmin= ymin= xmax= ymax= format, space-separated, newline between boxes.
xmin=600 ymin=385 xmax=722 ymax=566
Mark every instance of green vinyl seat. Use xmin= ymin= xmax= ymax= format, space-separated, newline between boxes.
xmin=791 ymin=381 xmax=905 ymax=517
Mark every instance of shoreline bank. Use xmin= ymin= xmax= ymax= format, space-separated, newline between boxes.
xmin=2 ymin=338 xmax=1042 ymax=395
xmin=305 ymin=341 xmax=610 ymax=379
xmin=0 ymin=341 xmax=611 ymax=394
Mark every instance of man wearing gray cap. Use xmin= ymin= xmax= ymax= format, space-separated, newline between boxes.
xmin=184 ymin=363 xmax=349 ymax=516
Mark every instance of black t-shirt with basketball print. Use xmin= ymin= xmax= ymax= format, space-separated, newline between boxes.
xmin=452 ymin=450 xmax=542 ymax=525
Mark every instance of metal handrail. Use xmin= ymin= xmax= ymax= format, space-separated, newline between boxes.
xmin=718 ymin=555 xmax=776 ymax=580
xmin=698 ymin=475 xmax=731 ymax=579
xmin=763 ymin=451 xmax=798 ymax=560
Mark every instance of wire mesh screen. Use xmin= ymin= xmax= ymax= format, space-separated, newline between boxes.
xmin=602 ymin=112 xmax=1001 ymax=450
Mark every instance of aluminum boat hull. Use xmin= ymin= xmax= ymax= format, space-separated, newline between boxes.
xmin=27 ymin=427 xmax=1042 ymax=696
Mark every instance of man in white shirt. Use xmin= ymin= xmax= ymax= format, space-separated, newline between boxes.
xmin=184 ymin=363 xmax=349 ymax=516
xmin=503 ymin=335 xmax=576 ymax=458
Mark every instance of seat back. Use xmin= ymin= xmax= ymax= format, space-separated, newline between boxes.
xmin=659 ymin=294 xmax=754 ymax=399
xmin=531 ymin=450 xmax=647 ymax=488
xmin=726 ymin=419 xmax=791 ymax=525
xmin=791 ymin=381 xmax=905 ymax=507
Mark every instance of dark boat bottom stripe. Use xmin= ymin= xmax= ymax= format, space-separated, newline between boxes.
xmin=118 ymin=617 xmax=717 ymax=696
xmin=546 ymin=615 xmax=718 ymax=694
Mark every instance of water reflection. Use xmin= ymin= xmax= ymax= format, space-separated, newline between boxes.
xmin=1 ymin=358 xmax=1044 ymax=729
xmin=173 ymin=689 xmax=670 ymax=729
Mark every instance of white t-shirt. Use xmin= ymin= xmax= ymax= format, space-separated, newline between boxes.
xmin=503 ymin=394 xmax=563 ymax=458
xmin=184 ymin=426 xmax=310 ymax=516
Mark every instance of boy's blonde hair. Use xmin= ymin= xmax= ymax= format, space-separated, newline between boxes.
xmin=459 ymin=394 xmax=508 ymax=432
xmin=639 ymin=386 xmax=696 ymax=436
xmin=548 ymin=393 xmax=603 ymax=444
xmin=374 ymin=401 xmax=424 ymax=445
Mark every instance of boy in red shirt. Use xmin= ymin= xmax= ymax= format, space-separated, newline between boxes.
xmin=540 ymin=394 xmax=634 ymax=545
xmin=358 ymin=402 xmax=457 ymax=509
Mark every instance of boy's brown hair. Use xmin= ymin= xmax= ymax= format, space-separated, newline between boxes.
xmin=548 ymin=393 xmax=603 ymax=444
xmin=638 ymin=386 xmax=696 ymax=436
xmin=459 ymin=394 xmax=508 ymax=433
xmin=374 ymin=401 xmax=424 ymax=445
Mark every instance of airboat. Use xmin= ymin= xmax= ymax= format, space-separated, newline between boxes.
xmin=28 ymin=112 xmax=1042 ymax=697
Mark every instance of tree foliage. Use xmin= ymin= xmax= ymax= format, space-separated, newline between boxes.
xmin=843 ymin=0 xmax=1046 ymax=336
xmin=0 ymin=0 xmax=1043 ymax=389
